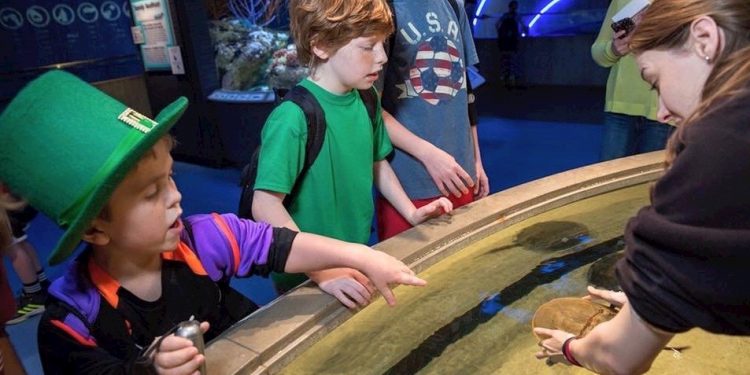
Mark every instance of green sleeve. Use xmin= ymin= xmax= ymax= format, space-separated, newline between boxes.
xmin=254 ymin=102 xmax=308 ymax=194
xmin=591 ymin=0 xmax=623 ymax=68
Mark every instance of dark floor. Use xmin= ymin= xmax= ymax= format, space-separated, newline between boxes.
xmin=4 ymin=83 xmax=606 ymax=373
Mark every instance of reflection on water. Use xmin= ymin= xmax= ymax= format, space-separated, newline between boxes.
xmin=282 ymin=184 xmax=750 ymax=374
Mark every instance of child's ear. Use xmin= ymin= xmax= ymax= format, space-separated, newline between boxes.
xmin=311 ymin=42 xmax=330 ymax=60
xmin=82 ymin=219 xmax=110 ymax=246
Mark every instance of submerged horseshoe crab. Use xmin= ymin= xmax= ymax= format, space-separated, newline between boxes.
xmin=532 ymin=297 xmax=618 ymax=339
xmin=487 ymin=221 xmax=591 ymax=255
xmin=587 ymin=250 xmax=625 ymax=291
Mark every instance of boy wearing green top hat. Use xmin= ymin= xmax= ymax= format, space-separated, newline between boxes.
xmin=0 ymin=70 xmax=426 ymax=374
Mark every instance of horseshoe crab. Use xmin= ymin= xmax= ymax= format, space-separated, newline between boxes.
xmin=487 ymin=221 xmax=591 ymax=254
xmin=532 ymin=298 xmax=618 ymax=339
xmin=587 ymin=250 xmax=625 ymax=291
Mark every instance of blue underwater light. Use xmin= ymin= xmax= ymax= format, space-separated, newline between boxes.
xmin=529 ymin=0 xmax=563 ymax=29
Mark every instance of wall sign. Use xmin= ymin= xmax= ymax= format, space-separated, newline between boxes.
xmin=0 ymin=1 xmax=143 ymax=101
xmin=129 ymin=0 xmax=175 ymax=71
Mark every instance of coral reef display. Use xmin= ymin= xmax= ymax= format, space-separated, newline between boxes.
xmin=267 ymin=44 xmax=308 ymax=91
xmin=205 ymin=0 xmax=283 ymax=26
xmin=211 ymin=20 xmax=288 ymax=90
xmin=208 ymin=0 xmax=306 ymax=91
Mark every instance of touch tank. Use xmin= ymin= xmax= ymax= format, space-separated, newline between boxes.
xmin=205 ymin=151 xmax=750 ymax=374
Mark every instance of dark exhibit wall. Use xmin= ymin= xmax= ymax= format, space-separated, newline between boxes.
xmin=0 ymin=1 xmax=145 ymax=109
xmin=474 ymin=36 xmax=609 ymax=87
xmin=152 ymin=0 xmax=225 ymax=166
xmin=144 ymin=0 xmax=278 ymax=167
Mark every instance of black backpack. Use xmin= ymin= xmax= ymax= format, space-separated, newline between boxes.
xmin=237 ymin=85 xmax=379 ymax=219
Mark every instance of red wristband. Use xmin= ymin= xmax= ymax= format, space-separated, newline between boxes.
xmin=562 ymin=336 xmax=582 ymax=367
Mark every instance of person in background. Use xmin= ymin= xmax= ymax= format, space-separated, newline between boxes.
xmin=0 ymin=185 xmax=28 ymax=374
xmin=535 ymin=1 xmax=750 ymax=373
xmin=378 ymin=0 xmax=490 ymax=241
xmin=591 ymin=0 xmax=673 ymax=161
xmin=495 ymin=1 xmax=528 ymax=88
xmin=3 ymin=205 xmax=50 ymax=325
xmin=253 ymin=0 xmax=452 ymax=307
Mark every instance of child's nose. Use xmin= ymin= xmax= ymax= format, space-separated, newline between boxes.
xmin=168 ymin=183 xmax=182 ymax=208
xmin=375 ymin=42 xmax=388 ymax=65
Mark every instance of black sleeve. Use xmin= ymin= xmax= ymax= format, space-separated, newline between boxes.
xmin=38 ymin=315 xmax=139 ymax=375
xmin=266 ymin=227 xmax=298 ymax=273
xmin=617 ymin=95 xmax=750 ymax=335
xmin=466 ymin=73 xmax=478 ymax=126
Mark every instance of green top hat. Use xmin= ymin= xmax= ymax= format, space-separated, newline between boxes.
xmin=0 ymin=70 xmax=187 ymax=265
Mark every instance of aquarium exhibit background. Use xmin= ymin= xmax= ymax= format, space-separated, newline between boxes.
xmin=204 ymin=0 xmax=609 ymax=91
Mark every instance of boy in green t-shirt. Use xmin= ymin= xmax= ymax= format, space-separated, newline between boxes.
xmin=253 ymin=0 xmax=453 ymax=308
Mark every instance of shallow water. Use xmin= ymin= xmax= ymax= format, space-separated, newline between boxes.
xmin=282 ymin=184 xmax=750 ymax=374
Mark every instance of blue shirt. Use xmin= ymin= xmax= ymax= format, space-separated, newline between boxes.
xmin=381 ymin=0 xmax=480 ymax=199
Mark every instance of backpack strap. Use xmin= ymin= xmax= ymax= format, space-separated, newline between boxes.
xmin=446 ymin=0 xmax=461 ymax=21
xmin=282 ymin=85 xmax=327 ymax=207
xmin=386 ymin=0 xmax=398 ymax=58
xmin=357 ymin=87 xmax=379 ymax=129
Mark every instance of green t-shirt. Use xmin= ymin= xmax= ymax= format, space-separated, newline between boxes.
xmin=255 ymin=78 xmax=393 ymax=244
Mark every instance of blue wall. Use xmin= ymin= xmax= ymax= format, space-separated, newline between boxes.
xmin=0 ymin=0 xmax=143 ymax=103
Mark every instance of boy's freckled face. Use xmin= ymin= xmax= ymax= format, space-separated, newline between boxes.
xmin=96 ymin=139 xmax=183 ymax=255
xmin=318 ymin=35 xmax=388 ymax=93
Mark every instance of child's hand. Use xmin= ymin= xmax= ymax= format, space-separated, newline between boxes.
xmin=361 ymin=251 xmax=426 ymax=306
xmin=153 ymin=321 xmax=209 ymax=375
xmin=421 ymin=147 xmax=474 ymax=198
xmin=312 ymin=268 xmax=374 ymax=308
xmin=474 ymin=159 xmax=490 ymax=198
xmin=407 ymin=197 xmax=453 ymax=226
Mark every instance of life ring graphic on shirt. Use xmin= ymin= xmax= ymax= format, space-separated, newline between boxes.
xmin=406 ymin=35 xmax=465 ymax=106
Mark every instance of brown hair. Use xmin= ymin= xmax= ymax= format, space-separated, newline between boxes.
xmin=289 ymin=0 xmax=393 ymax=68
xmin=630 ymin=0 xmax=750 ymax=164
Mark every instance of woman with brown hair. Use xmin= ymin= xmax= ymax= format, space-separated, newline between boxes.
xmin=534 ymin=0 xmax=750 ymax=373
